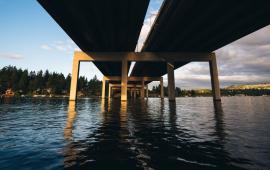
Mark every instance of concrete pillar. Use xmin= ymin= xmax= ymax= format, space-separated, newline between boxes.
xmin=132 ymin=89 xmax=135 ymax=98
xmin=146 ymin=84 xmax=149 ymax=98
xmin=167 ymin=62 xmax=175 ymax=101
xmin=133 ymin=89 xmax=135 ymax=98
xmin=69 ymin=57 xmax=80 ymax=101
xmin=101 ymin=96 xmax=105 ymax=112
xmin=160 ymin=77 xmax=164 ymax=99
xmin=108 ymin=84 xmax=111 ymax=98
xmin=102 ymin=77 xmax=106 ymax=99
xmin=209 ymin=53 xmax=221 ymax=101
xmin=121 ymin=58 xmax=128 ymax=101
xmin=140 ymin=80 xmax=145 ymax=98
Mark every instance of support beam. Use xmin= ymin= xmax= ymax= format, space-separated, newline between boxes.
xmin=102 ymin=77 xmax=106 ymax=99
xmin=160 ymin=77 xmax=164 ymax=99
xmin=140 ymin=80 xmax=145 ymax=98
xmin=121 ymin=58 xmax=128 ymax=101
xmin=74 ymin=51 xmax=212 ymax=62
xmin=104 ymin=76 xmax=161 ymax=82
xmin=209 ymin=53 xmax=221 ymax=101
xmin=70 ymin=51 xmax=216 ymax=102
xmin=111 ymin=84 xmax=142 ymax=88
xmin=69 ymin=57 xmax=80 ymax=101
xmin=167 ymin=62 xmax=175 ymax=101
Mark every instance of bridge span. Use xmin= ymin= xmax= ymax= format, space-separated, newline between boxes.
xmin=38 ymin=0 xmax=270 ymax=101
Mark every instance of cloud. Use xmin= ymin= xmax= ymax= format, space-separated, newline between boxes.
xmin=134 ymin=1 xmax=270 ymax=89
xmin=231 ymin=26 xmax=270 ymax=46
xmin=171 ymin=25 xmax=270 ymax=89
xmin=215 ymin=27 xmax=270 ymax=78
xmin=41 ymin=44 xmax=51 ymax=50
xmin=0 ymin=53 xmax=23 ymax=59
xmin=40 ymin=40 xmax=81 ymax=54
xmin=136 ymin=8 xmax=159 ymax=51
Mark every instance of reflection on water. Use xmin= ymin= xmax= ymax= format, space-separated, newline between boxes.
xmin=63 ymin=101 xmax=78 ymax=168
xmin=64 ymin=101 xmax=77 ymax=140
xmin=213 ymin=101 xmax=226 ymax=141
xmin=0 ymin=97 xmax=270 ymax=170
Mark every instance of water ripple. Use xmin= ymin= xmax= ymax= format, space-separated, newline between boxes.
xmin=0 ymin=97 xmax=270 ymax=169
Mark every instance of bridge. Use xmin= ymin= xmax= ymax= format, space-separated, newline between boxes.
xmin=38 ymin=0 xmax=270 ymax=101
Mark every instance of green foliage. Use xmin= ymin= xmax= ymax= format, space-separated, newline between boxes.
xmin=0 ymin=66 xmax=101 ymax=96
xmin=1 ymin=65 xmax=269 ymax=97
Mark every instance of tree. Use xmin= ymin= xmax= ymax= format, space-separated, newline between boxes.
xmin=18 ymin=70 xmax=28 ymax=93
xmin=175 ymin=87 xmax=181 ymax=96
xmin=65 ymin=74 xmax=71 ymax=93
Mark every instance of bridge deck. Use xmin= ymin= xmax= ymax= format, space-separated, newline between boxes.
xmin=38 ymin=0 xmax=150 ymax=76
xmin=38 ymin=0 xmax=270 ymax=101
xmin=131 ymin=0 xmax=270 ymax=77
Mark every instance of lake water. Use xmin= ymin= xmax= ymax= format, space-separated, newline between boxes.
xmin=0 ymin=97 xmax=269 ymax=170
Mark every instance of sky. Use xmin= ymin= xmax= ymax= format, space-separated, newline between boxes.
xmin=0 ymin=0 xmax=270 ymax=89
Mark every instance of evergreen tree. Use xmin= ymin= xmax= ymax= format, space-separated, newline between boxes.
xmin=1 ymin=65 xmax=270 ymax=97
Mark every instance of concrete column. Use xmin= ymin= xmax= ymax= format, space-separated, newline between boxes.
xmin=140 ymin=80 xmax=145 ymax=98
xmin=146 ymin=84 xmax=149 ymax=98
xmin=132 ymin=89 xmax=135 ymax=98
xmin=167 ymin=62 xmax=175 ymax=101
xmin=134 ymin=87 xmax=137 ymax=99
xmin=121 ymin=58 xmax=128 ymax=101
xmin=209 ymin=53 xmax=221 ymax=101
xmin=160 ymin=77 xmax=164 ymax=99
xmin=102 ymin=77 xmax=106 ymax=99
xmin=69 ymin=57 xmax=80 ymax=101
xmin=108 ymin=83 xmax=111 ymax=98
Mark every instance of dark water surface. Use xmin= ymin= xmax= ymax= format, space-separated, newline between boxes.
xmin=0 ymin=97 xmax=269 ymax=170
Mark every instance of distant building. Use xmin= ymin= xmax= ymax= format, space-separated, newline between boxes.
xmin=4 ymin=89 xmax=15 ymax=97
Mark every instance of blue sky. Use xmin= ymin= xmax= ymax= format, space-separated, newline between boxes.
xmin=1 ymin=0 xmax=270 ymax=89
xmin=0 ymin=0 xmax=163 ymax=82
xmin=0 ymin=0 xmax=77 ymax=75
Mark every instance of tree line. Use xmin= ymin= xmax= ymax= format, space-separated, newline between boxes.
xmin=0 ymin=66 xmax=101 ymax=96
xmin=150 ymin=85 xmax=270 ymax=97
xmin=1 ymin=66 xmax=269 ymax=97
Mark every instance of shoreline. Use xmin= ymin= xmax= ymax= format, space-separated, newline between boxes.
xmin=1 ymin=95 xmax=269 ymax=100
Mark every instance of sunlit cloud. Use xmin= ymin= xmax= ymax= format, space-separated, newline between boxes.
xmin=40 ymin=40 xmax=81 ymax=54
xmin=136 ymin=9 xmax=159 ymax=51
xmin=0 ymin=53 xmax=23 ymax=59
xmin=171 ymin=25 xmax=270 ymax=89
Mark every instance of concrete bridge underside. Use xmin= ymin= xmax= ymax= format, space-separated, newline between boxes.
xmin=38 ymin=0 xmax=270 ymax=102
xmin=69 ymin=52 xmax=220 ymax=101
